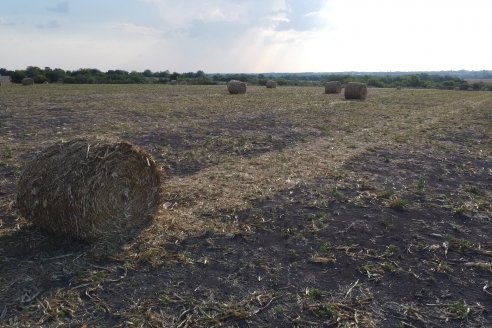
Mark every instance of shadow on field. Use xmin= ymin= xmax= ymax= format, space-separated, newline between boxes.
xmin=0 ymin=200 xmax=143 ymax=326
xmin=1 ymin=144 xmax=490 ymax=326
xmin=0 ymin=106 xmax=90 ymax=141
xmin=344 ymin=144 xmax=492 ymax=219
xmin=92 ymin=145 xmax=491 ymax=326
xmin=346 ymin=143 xmax=491 ymax=187
xmin=0 ymin=226 xmax=91 ymax=321
xmin=436 ymin=129 xmax=488 ymax=149
xmin=122 ymin=114 xmax=321 ymax=177
xmin=89 ymin=182 xmax=490 ymax=326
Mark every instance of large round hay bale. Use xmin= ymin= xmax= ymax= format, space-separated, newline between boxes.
xmin=17 ymin=139 xmax=163 ymax=242
xmin=227 ymin=80 xmax=247 ymax=94
xmin=344 ymin=82 xmax=367 ymax=100
xmin=325 ymin=81 xmax=342 ymax=94
xmin=265 ymin=80 xmax=277 ymax=88
xmin=22 ymin=78 xmax=34 ymax=86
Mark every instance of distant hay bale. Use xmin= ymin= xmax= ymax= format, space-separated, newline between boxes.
xmin=266 ymin=80 xmax=277 ymax=88
xmin=344 ymin=82 xmax=368 ymax=100
xmin=22 ymin=78 xmax=34 ymax=86
xmin=325 ymin=81 xmax=342 ymax=94
xmin=17 ymin=139 xmax=163 ymax=243
xmin=227 ymin=80 xmax=247 ymax=94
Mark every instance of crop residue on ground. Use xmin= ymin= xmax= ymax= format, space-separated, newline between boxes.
xmin=0 ymin=85 xmax=491 ymax=327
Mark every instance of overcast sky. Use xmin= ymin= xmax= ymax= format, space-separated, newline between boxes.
xmin=1 ymin=0 xmax=491 ymax=73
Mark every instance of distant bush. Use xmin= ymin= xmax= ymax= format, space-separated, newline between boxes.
xmin=472 ymin=82 xmax=483 ymax=91
xmin=367 ymin=78 xmax=384 ymax=88
xmin=33 ymin=75 xmax=47 ymax=84
xmin=3 ymin=66 xmax=490 ymax=91
xmin=10 ymin=71 xmax=25 ymax=83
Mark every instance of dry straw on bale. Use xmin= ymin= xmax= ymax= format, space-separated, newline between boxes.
xmin=22 ymin=78 xmax=34 ymax=86
xmin=17 ymin=139 xmax=163 ymax=243
xmin=344 ymin=82 xmax=368 ymax=100
xmin=325 ymin=81 xmax=342 ymax=94
xmin=227 ymin=80 xmax=247 ymax=94
xmin=266 ymin=80 xmax=277 ymax=88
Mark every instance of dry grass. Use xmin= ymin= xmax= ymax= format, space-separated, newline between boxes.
xmin=16 ymin=138 xmax=162 ymax=245
xmin=21 ymin=78 xmax=34 ymax=86
xmin=344 ymin=82 xmax=367 ymax=100
xmin=325 ymin=81 xmax=342 ymax=94
xmin=227 ymin=80 xmax=247 ymax=94
xmin=466 ymin=79 xmax=492 ymax=85
xmin=0 ymin=84 xmax=491 ymax=326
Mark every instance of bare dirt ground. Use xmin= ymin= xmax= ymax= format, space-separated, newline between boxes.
xmin=0 ymin=84 xmax=491 ymax=327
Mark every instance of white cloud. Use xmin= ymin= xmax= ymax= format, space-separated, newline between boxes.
xmin=112 ymin=23 xmax=162 ymax=37
xmin=1 ymin=0 xmax=491 ymax=72
xmin=0 ymin=31 xmax=163 ymax=71
xmin=46 ymin=1 xmax=69 ymax=14
xmin=36 ymin=20 xmax=60 ymax=29
xmin=310 ymin=0 xmax=492 ymax=71
xmin=0 ymin=17 xmax=15 ymax=26
xmin=139 ymin=0 xmax=287 ymax=28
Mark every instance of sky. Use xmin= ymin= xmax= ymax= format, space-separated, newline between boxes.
xmin=0 ymin=0 xmax=491 ymax=73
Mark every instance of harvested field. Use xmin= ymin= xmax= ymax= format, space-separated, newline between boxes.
xmin=0 ymin=84 xmax=491 ymax=327
xmin=466 ymin=79 xmax=492 ymax=85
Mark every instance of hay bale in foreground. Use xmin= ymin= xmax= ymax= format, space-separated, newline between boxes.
xmin=266 ymin=80 xmax=277 ymax=88
xmin=344 ymin=82 xmax=367 ymax=100
xmin=227 ymin=80 xmax=247 ymax=94
xmin=325 ymin=81 xmax=342 ymax=94
xmin=17 ymin=139 xmax=163 ymax=242
xmin=22 ymin=78 xmax=34 ymax=86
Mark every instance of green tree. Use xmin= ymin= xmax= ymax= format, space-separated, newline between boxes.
xmin=25 ymin=66 xmax=45 ymax=79
xmin=10 ymin=70 xmax=26 ymax=83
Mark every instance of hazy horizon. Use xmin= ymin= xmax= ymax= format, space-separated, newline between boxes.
xmin=1 ymin=0 xmax=491 ymax=73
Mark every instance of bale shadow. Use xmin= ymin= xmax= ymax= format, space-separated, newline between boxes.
xmin=0 ymin=225 xmax=87 ymax=259
xmin=0 ymin=226 xmax=89 ymax=321
xmin=0 ymin=223 xmax=145 ymax=325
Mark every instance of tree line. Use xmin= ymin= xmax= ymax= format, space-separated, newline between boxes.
xmin=1 ymin=66 xmax=491 ymax=91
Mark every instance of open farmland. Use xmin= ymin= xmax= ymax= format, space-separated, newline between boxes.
xmin=0 ymin=84 xmax=491 ymax=327
xmin=466 ymin=79 xmax=492 ymax=85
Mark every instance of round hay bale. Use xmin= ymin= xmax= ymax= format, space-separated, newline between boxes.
xmin=344 ymin=82 xmax=367 ymax=100
xmin=325 ymin=81 xmax=342 ymax=94
xmin=17 ymin=139 xmax=163 ymax=243
xmin=22 ymin=78 xmax=34 ymax=86
xmin=265 ymin=80 xmax=277 ymax=88
xmin=227 ymin=80 xmax=247 ymax=94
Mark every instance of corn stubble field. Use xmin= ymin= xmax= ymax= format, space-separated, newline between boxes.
xmin=0 ymin=84 xmax=491 ymax=327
